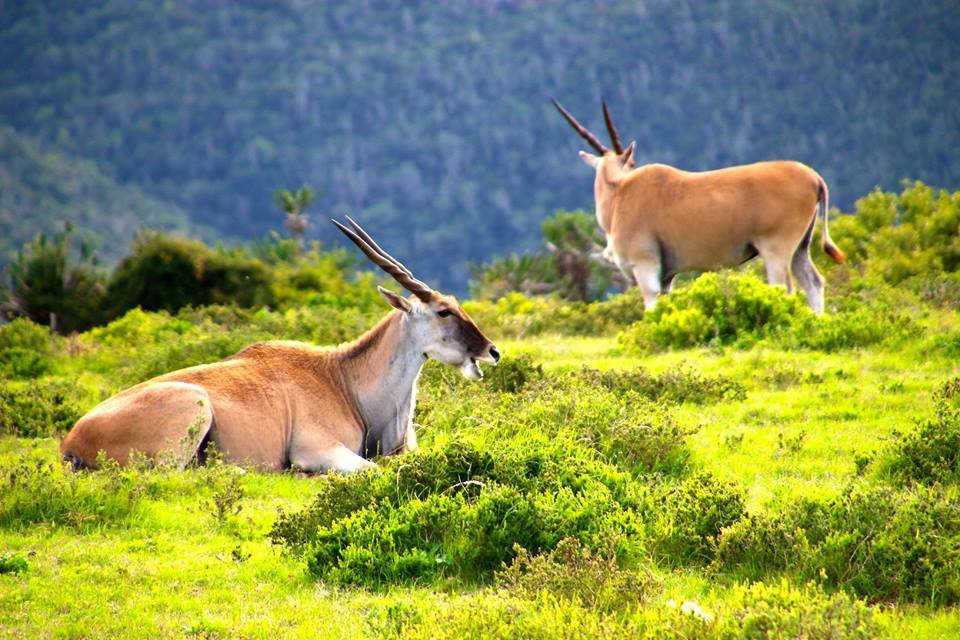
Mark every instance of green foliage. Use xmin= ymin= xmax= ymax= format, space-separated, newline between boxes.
xmin=0 ymin=454 xmax=148 ymax=530
xmin=495 ymin=537 xmax=660 ymax=614
xmin=464 ymin=288 xmax=646 ymax=339
xmin=619 ymin=273 xmax=921 ymax=353
xmin=375 ymin=580 xmax=879 ymax=640
xmin=471 ymin=210 xmax=619 ymax=302
xmin=830 ymin=182 xmax=960 ymax=283
xmin=647 ymin=472 xmax=746 ymax=565
xmin=0 ymin=317 xmax=56 ymax=379
xmin=1 ymin=225 xmax=107 ymax=333
xmin=880 ymin=378 xmax=960 ymax=485
xmin=619 ymin=273 xmax=808 ymax=351
xmin=0 ymin=552 xmax=29 ymax=575
xmin=103 ymin=231 xmax=275 ymax=316
xmin=715 ymin=483 xmax=960 ymax=605
xmin=0 ymin=380 xmax=90 ymax=437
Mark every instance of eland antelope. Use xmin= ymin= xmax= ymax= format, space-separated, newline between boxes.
xmin=552 ymin=99 xmax=845 ymax=313
xmin=60 ymin=217 xmax=500 ymax=473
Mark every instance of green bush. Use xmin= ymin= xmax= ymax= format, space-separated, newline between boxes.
xmin=470 ymin=210 xmax=620 ymax=303
xmin=829 ymin=181 xmax=960 ymax=284
xmin=0 ymin=379 xmax=90 ymax=437
xmin=103 ymin=231 xmax=275 ymax=316
xmin=271 ymin=433 xmax=646 ymax=587
xmin=463 ymin=288 xmax=645 ymax=339
xmin=0 ymin=225 xmax=107 ymax=333
xmin=619 ymin=273 xmax=808 ymax=352
xmin=0 ymin=552 xmax=29 ymax=575
xmin=619 ymin=273 xmax=921 ymax=353
xmin=495 ymin=537 xmax=660 ymax=614
xmin=880 ymin=377 xmax=960 ymax=485
xmin=715 ymin=483 xmax=960 ymax=605
xmin=648 ymin=472 xmax=746 ymax=565
xmin=0 ymin=454 xmax=148 ymax=530
xmin=369 ymin=580 xmax=879 ymax=640
xmin=0 ymin=317 xmax=57 ymax=379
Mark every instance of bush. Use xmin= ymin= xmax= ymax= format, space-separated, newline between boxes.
xmin=369 ymin=580 xmax=879 ymax=640
xmin=619 ymin=273 xmax=808 ymax=352
xmin=0 ymin=552 xmax=29 ymax=575
xmin=271 ymin=433 xmax=647 ymax=587
xmin=829 ymin=181 xmax=960 ymax=284
xmin=0 ymin=453 xmax=148 ymax=529
xmin=648 ymin=472 xmax=746 ymax=565
xmin=714 ymin=483 xmax=960 ymax=605
xmin=103 ymin=231 xmax=275 ymax=316
xmin=880 ymin=377 xmax=960 ymax=485
xmin=470 ymin=210 xmax=620 ymax=303
xmin=619 ymin=273 xmax=921 ymax=353
xmin=463 ymin=288 xmax=645 ymax=339
xmin=0 ymin=379 xmax=90 ymax=437
xmin=495 ymin=537 xmax=660 ymax=614
xmin=0 ymin=225 xmax=107 ymax=333
xmin=416 ymin=358 xmax=698 ymax=476
xmin=0 ymin=317 xmax=57 ymax=379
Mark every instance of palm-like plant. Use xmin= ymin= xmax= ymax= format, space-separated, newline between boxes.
xmin=273 ymin=186 xmax=316 ymax=249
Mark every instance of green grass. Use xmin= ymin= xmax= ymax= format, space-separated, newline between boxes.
xmin=2 ymin=320 xmax=960 ymax=637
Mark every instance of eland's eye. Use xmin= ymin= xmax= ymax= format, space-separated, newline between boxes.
xmin=437 ymin=309 xmax=452 ymax=318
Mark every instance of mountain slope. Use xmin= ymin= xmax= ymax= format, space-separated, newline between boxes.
xmin=0 ymin=125 xmax=194 ymax=263
xmin=0 ymin=0 xmax=957 ymax=286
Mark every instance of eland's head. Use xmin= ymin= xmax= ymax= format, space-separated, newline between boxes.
xmin=332 ymin=216 xmax=499 ymax=380
xmin=552 ymin=98 xmax=636 ymax=185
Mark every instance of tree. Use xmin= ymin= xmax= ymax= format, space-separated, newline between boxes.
xmin=273 ymin=186 xmax=316 ymax=251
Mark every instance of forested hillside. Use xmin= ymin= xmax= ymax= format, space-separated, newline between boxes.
xmin=1 ymin=0 xmax=957 ymax=287
xmin=0 ymin=125 xmax=195 ymax=262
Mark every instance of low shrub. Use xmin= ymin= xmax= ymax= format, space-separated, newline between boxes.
xmin=271 ymin=434 xmax=646 ymax=587
xmin=463 ymin=288 xmax=645 ymax=339
xmin=647 ymin=472 xmax=746 ymax=565
xmin=368 ymin=580 xmax=879 ymax=640
xmin=0 ymin=454 xmax=148 ymax=529
xmin=495 ymin=537 xmax=660 ymax=613
xmin=619 ymin=273 xmax=808 ymax=352
xmin=552 ymin=366 xmax=746 ymax=405
xmin=0 ymin=317 xmax=56 ymax=380
xmin=714 ymin=483 xmax=960 ymax=605
xmin=879 ymin=377 xmax=960 ymax=485
xmin=0 ymin=552 xmax=29 ymax=575
xmin=619 ymin=273 xmax=921 ymax=354
xmin=0 ymin=379 xmax=90 ymax=437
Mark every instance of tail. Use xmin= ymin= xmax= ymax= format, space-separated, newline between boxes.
xmin=817 ymin=179 xmax=845 ymax=264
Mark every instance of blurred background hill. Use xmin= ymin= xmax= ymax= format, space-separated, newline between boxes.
xmin=1 ymin=0 xmax=958 ymax=288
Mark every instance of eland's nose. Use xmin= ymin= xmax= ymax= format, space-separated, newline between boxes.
xmin=489 ymin=346 xmax=500 ymax=363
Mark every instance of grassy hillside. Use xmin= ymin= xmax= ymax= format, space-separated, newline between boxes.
xmin=1 ymin=0 xmax=958 ymax=287
xmin=0 ymin=125 xmax=196 ymax=263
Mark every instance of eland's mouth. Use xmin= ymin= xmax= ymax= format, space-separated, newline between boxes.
xmin=461 ymin=357 xmax=483 ymax=380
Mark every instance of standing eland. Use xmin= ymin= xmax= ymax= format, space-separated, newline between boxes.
xmin=552 ymin=99 xmax=845 ymax=313
xmin=60 ymin=217 xmax=500 ymax=473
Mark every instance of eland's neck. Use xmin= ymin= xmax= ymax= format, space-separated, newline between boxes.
xmin=339 ymin=310 xmax=424 ymax=457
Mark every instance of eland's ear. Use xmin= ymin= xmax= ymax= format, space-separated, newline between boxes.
xmin=579 ymin=150 xmax=601 ymax=168
xmin=621 ymin=141 xmax=636 ymax=166
xmin=378 ymin=286 xmax=413 ymax=312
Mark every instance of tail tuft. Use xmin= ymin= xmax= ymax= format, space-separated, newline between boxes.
xmin=824 ymin=243 xmax=846 ymax=264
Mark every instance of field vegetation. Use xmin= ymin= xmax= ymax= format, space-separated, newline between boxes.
xmin=1 ymin=183 xmax=959 ymax=638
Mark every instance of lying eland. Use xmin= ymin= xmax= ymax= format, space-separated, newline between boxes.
xmin=60 ymin=217 xmax=500 ymax=473
xmin=552 ymin=99 xmax=846 ymax=313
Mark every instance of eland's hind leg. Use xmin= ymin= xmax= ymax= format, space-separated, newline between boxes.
xmin=60 ymin=381 xmax=214 ymax=469
xmin=791 ymin=246 xmax=825 ymax=313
